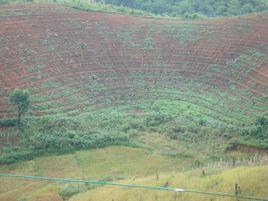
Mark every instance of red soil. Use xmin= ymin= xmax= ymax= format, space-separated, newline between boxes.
xmin=0 ymin=4 xmax=267 ymax=120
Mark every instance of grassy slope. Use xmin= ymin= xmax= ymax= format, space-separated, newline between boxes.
xmin=0 ymin=146 xmax=267 ymax=201
xmin=71 ymin=166 xmax=268 ymax=201
xmin=0 ymin=146 xmax=192 ymax=200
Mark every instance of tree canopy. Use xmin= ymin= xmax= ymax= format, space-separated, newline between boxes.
xmin=9 ymin=89 xmax=30 ymax=126
xmin=99 ymin=0 xmax=268 ymax=18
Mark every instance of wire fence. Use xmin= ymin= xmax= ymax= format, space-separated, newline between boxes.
xmin=0 ymin=173 xmax=267 ymax=201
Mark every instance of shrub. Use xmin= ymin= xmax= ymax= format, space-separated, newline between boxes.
xmin=198 ymin=118 xmax=207 ymax=126
xmin=242 ymin=114 xmax=268 ymax=140
xmin=59 ymin=184 xmax=94 ymax=200
xmin=0 ymin=147 xmax=35 ymax=164
xmin=145 ymin=112 xmax=172 ymax=127
xmin=31 ymin=131 xmax=129 ymax=150
xmin=256 ymin=113 xmax=268 ymax=128
xmin=0 ymin=119 xmax=16 ymax=127
xmin=121 ymin=118 xmax=145 ymax=132
xmin=183 ymin=12 xmax=207 ymax=19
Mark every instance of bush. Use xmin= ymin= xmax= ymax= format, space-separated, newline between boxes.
xmin=59 ymin=184 xmax=94 ymax=200
xmin=121 ymin=118 xmax=145 ymax=132
xmin=0 ymin=119 xmax=16 ymax=127
xmin=145 ymin=112 xmax=172 ymax=127
xmin=0 ymin=147 xmax=35 ymax=164
xmin=59 ymin=186 xmax=81 ymax=200
xmin=31 ymin=131 xmax=129 ymax=150
xmin=239 ymin=114 xmax=268 ymax=148
xmin=198 ymin=118 xmax=207 ymax=126
xmin=242 ymin=114 xmax=268 ymax=140
xmin=0 ymin=120 xmax=130 ymax=164
xmin=166 ymin=120 xmax=202 ymax=141
xmin=256 ymin=113 xmax=268 ymax=128
xmin=183 ymin=12 xmax=207 ymax=19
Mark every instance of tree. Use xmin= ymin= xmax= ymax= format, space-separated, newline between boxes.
xmin=119 ymin=0 xmax=134 ymax=7
xmin=241 ymin=3 xmax=254 ymax=14
xmin=9 ymin=89 xmax=30 ymax=127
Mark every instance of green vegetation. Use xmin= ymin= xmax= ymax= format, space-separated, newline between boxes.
xmin=238 ymin=113 xmax=268 ymax=148
xmin=59 ymin=184 xmax=94 ymax=200
xmin=0 ymin=146 xmax=189 ymax=200
xmin=0 ymin=0 xmax=164 ymax=18
xmin=1 ymin=99 xmax=267 ymax=164
xmin=100 ymin=0 xmax=268 ymax=18
xmin=0 ymin=118 xmax=16 ymax=127
xmin=71 ymin=166 xmax=268 ymax=201
xmin=9 ymin=89 xmax=30 ymax=127
xmin=3 ymin=0 xmax=267 ymax=18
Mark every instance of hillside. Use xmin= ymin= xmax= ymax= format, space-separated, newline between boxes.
xmin=100 ymin=0 xmax=268 ymax=18
xmin=0 ymin=4 xmax=267 ymax=120
xmin=0 ymin=3 xmax=268 ymax=156
xmin=0 ymin=3 xmax=268 ymax=201
xmin=71 ymin=165 xmax=268 ymax=201
xmin=0 ymin=146 xmax=267 ymax=201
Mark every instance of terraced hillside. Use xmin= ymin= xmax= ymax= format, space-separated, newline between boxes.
xmin=0 ymin=3 xmax=267 ymax=147
xmin=0 ymin=4 xmax=268 ymax=125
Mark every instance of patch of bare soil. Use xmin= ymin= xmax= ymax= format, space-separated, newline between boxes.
xmin=226 ymin=143 xmax=268 ymax=154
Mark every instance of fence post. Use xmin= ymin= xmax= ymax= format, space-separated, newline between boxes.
xmin=232 ymin=158 xmax=236 ymax=167
xmin=235 ymin=183 xmax=241 ymax=201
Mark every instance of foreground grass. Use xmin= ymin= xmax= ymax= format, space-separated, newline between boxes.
xmin=71 ymin=166 xmax=268 ymax=201
xmin=0 ymin=146 xmax=187 ymax=200
xmin=0 ymin=146 xmax=267 ymax=201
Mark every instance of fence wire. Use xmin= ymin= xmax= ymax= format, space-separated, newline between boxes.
xmin=0 ymin=173 xmax=267 ymax=201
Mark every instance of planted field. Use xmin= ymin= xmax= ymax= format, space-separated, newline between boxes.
xmin=0 ymin=3 xmax=267 ymax=125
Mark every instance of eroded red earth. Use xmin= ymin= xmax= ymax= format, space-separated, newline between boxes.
xmin=0 ymin=3 xmax=267 ymax=121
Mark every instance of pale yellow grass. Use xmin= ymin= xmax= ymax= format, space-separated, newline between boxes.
xmin=0 ymin=146 xmax=186 ymax=201
xmin=71 ymin=166 xmax=268 ymax=201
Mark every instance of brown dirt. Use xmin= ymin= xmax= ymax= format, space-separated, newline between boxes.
xmin=226 ymin=144 xmax=268 ymax=154
xmin=0 ymin=3 xmax=267 ymax=120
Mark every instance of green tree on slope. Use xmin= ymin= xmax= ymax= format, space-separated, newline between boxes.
xmin=9 ymin=89 xmax=30 ymax=127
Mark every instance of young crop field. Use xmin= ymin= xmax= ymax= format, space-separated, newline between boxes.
xmin=0 ymin=3 xmax=267 ymax=124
